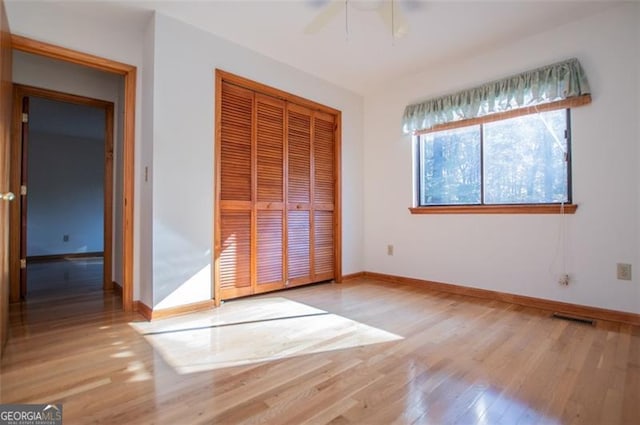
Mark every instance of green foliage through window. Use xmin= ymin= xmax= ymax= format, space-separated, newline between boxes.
xmin=418 ymin=109 xmax=570 ymax=206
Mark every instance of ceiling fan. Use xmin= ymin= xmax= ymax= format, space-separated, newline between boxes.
xmin=304 ymin=0 xmax=416 ymax=39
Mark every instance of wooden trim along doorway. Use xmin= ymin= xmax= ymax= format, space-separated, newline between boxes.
xmin=10 ymin=36 xmax=136 ymax=312
xmin=11 ymin=84 xmax=114 ymax=296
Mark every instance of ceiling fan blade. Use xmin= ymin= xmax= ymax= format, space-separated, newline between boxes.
xmin=304 ymin=0 xmax=345 ymax=34
xmin=377 ymin=1 xmax=409 ymax=39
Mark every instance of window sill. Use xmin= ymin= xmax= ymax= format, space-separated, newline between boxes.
xmin=409 ymin=204 xmax=578 ymax=215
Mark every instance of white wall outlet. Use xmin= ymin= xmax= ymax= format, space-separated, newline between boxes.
xmin=387 ymin=244 xmax=394 ymax=256
xmin=558 ymin=274 xmax=570 ymax=286
xmin=617 ymin=263 xmax=632 ymax=281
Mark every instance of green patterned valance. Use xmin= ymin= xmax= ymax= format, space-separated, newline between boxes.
xmin=402 ymin=58 xmax=591 ymax=134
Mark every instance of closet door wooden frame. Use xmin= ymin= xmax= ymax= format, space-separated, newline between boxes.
xmin=286 ymin=103 xmax=312 ymax=287
xmin=217 ymin=82 xmax=253 ymax=301
xmin=312 ymin=109 xmax=337 ymax=283
xmin=254 ymin=94 xmax=286 ymax=294
xmin=214 ymin=70 xmax=342 ymax=306
xmin=286 ymin=104 xmax=336 ymax=288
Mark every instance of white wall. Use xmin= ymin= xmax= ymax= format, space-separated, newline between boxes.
xmin=27 ymin=132 xmax=103 ymax=256
xmin=138 ymin=15 xmax=155 ymax=307
xmin=363 ymin=3 xmax=640 ymax=314
xmin=7 ymin=2 xmax=149 ymax=299
xmin=12 ymin=2 xmax=633 ymax=316
xmin=7 ymin=3 xmax=363 ymax=309
xmin=151 ymin=13 xmax=364 ymax=308
xmin=637 ymin=5 xmax=640 ymax=302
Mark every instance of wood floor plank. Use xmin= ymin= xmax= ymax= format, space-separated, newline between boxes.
xmin=1 ymin=260 xmax=639 ymax=424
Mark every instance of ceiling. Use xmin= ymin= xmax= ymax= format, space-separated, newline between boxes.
xmin=9 ymin=0 xmax=622 ymax=95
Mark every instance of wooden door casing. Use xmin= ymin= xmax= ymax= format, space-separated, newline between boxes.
xmin=19 ymin=96 xmax=27 ymax=298
xmin=0 ymin=0 xmax=12 ymax=357
xmin=10 ymin=35 xmax=136 ymax=312
xmin=11 ymin=85 xmax=114 ymax=301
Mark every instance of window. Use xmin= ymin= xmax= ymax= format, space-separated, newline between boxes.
xmin=403 ymin=58 xmax=590 ymax=214
xmin=415 ymin=109 xmax=575 ymax=213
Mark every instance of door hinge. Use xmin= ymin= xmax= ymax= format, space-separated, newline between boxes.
xmin=22 ymin=113 xmax=28 ymax=123
xmin=20 ymin=185 xmax=27 ymax=196
xmin=20 ymin=259 xmax=26 ymax=269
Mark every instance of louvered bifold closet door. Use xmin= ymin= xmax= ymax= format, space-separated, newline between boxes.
xmin=216 ymin=71 xmax=340 ymax=303
xmin=313 ymin=112 xmax=335 ymax=281
xmin=286 ymin=103 xmax=313 ymax=286
xmin=255 ymin=94 xmax=286 ymax=293
xmin=218 ymin=82 xmax=254 ymax=299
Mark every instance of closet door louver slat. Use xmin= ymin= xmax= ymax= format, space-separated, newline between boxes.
xmin=313 ymin=113 xmax=335 ymax=206
xmin=219 ymin=211 xmax=252 ymax=298
xmin=220 ymin=83 xmax=253 ymax=202
xmin=256 ymin=96 xmax=284 ymax=204
xmin=287 ymin=210 xmax=311 ymax=283
xmin=287 ymin=108 xmax=311 ymax=204
xmin=256 ymin=210 xmax=284 ymax=289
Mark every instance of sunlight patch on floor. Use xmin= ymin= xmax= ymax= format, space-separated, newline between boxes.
xmin=130 ymin=297 xmax=402 ymax=374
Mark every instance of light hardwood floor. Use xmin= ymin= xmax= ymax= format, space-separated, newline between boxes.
xmin=1 ymin=261 xmax=638 ymax=424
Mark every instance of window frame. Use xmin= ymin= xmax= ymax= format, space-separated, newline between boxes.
xmin=409 ymin=97 xmax=587 ymax=215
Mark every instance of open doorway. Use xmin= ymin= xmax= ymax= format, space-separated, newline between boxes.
xmin=15 ymin=88 xmax=113 ymax=298
xmin=8 ymin=37 xmax=136 ymax=311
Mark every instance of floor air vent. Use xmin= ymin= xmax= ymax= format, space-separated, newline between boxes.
xmin=552 ymin=312 xmax=595 ymax=326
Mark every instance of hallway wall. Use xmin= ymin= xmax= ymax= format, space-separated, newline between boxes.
xmin=27 ymin=129 xmax=104 ymax=256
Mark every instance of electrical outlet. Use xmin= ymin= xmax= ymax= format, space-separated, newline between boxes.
xmin=63 ymin=234 xmax=69 ymax=242
xmin=387 ymin=244 xmax=394 ymax=256
xmin=617 ymin=263 xmax=631 ymax=281
xmin=558 ymin=274 xmax=570 ymax=286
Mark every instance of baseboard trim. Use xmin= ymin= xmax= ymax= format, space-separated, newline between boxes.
xmin=134 ymin=301 xmax=152 ymax=321
xmin=133 ymin=272 xmax=639 ymax=325
xmin=151 ymin=300 xmax=216 ymax=320
xmin=133 ymin=299 xmax=216 ymax=321
xmin=362 ymin=272 xmax=640 ymax=326
xmin=342 ymin=272 xmax=365 ymax=281
xmin=27 ymin=252 xmax=104 ymax=262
